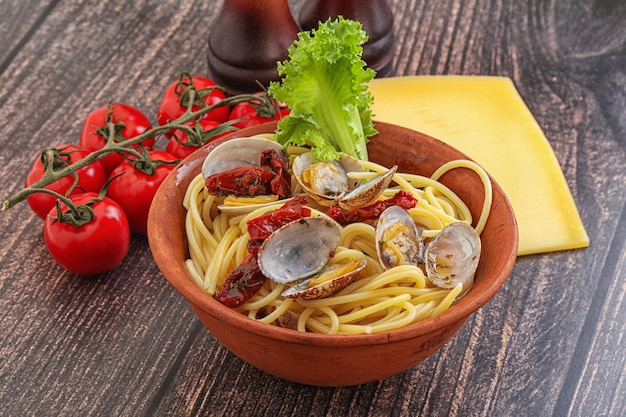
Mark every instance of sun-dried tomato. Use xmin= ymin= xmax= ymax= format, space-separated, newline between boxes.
xmin=261 ymin=149 xmax=291 ymax=199
xmin=246 ymin=196 xmax=310 ymax=241
xmin=213 ymin=252 xmax=266 ymax=308
xmin=204 ymin=149 xmax=291 ymax=198
xmin=214 ymin=196 xmax=311 ymax=308
xmin=205 ymin=166 xmax=275 ymax=197
xmin=328 ymin=190 xmax=417 ymax=225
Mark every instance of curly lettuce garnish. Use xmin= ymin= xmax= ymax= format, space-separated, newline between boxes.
xmin=268 ymin=17 xmax=377 ymax=162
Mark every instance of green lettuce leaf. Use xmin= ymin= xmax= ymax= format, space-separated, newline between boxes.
xmin=268 ymin=17 xmax=377 ymax=162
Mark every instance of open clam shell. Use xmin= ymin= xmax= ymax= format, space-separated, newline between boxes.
xmin=257 ymin=216 xmax=343 ymax=285
xmin=376 ymin=206 xmax=424 ymax=269
xmin=292 ymin=152 xmax=397 ymax=210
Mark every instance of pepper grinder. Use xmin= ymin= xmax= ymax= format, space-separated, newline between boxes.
xmin=207 ymin=0 xmax=300 ymax=94
xmin=296 ymin=0 xmax=395 ymax=77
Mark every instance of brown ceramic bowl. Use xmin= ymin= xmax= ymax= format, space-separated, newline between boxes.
xmin=147 ymin=121 xmax=518 ymax=386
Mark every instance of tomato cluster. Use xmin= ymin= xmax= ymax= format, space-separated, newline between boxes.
xmin=24 ymin=73 xmax=289 ymax=275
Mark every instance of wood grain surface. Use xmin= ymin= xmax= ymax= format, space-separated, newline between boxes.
xmin=0 ymin=0 xmax=624 ymax=416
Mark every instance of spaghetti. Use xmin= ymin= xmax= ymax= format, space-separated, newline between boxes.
xmin=183 ymin=145 xmax=492 ymax=335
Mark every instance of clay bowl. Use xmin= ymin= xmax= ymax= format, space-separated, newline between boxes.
xmin=147 ymin=121 xmax=518 ymax=387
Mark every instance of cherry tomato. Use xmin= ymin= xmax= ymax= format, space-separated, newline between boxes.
xmin=44 ymin=192 xmax=130 ymax=275
xmin=228 ymin=97 xmax=290 ymax=129
xmin=79 ymin=103 xmax=154 ymax=174
xmin=157 ymin=75 xmax=229 ymax=130
xmin=165 ymin=118 xmax=235 ymax=159
xmin=107 ymin=150 xmax=179 ymax=235
xmin=25 ymin=144 xmax=107 ymax=219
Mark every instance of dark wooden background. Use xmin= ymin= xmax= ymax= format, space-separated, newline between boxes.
xmin=1 ymin=0 xmax=624 ymax=416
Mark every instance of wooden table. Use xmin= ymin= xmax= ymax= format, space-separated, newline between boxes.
xmin=1 ymin=1 xmax=624 ymax=416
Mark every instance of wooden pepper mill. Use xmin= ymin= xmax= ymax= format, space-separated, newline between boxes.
xmin=296 ymin=0 xmax=395 ymax=77
xmin=207 ymin=0 xmax=300 ymax=94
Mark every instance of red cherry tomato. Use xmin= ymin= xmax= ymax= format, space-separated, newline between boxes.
xmin=79 ymin=103 xmax=154 ymax=174
xmin=107 ymin=150 xmax=179 ymax=235
xmin=44 ymin=192 xmax=130 ymax=275
xmin=157 ymin=75 xmax=229 ymax=130
xmin=25 ymin=144 xmax=107 ymax=219
xmin=228 ymin=98 xmax=290 ymax=129
xmin=166 ymin=118 xmax=235 ymax=159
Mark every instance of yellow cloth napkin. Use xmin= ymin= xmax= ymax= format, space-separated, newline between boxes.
xmin=369 ymin=76 xmax=589 ymax=256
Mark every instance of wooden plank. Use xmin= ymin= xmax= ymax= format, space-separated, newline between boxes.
xmin=0 ymin=0 xmax=624 ymax=416
xmin=0 ymin=1 xmax=57 ymax=70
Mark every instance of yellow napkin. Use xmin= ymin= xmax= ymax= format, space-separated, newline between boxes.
xmin=369 ymin=76 xmax=589 ymax=256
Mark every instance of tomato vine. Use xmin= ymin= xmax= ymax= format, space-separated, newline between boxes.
xmin=2 ymin=87 xmax=281 ymax=213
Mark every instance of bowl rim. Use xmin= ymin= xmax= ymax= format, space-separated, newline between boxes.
xmin=148 ymin=120 xmax=518 ymax=347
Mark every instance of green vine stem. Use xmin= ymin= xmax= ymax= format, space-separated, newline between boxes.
xmin=2 ymin=91 xmax=279 ymax=213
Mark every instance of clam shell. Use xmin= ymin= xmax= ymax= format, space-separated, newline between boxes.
xmin=291 ymin=152 xmax=347 ymax=207
xmin=281 ymin=260 xmax=367 ymax=300
xmin=337 ymin=154 xmax=366 ymax=190
xmin=338 ymin=165 xmax=397 ymax=210
xmin=376 ymin=206 xmax=423 ymax=269
xmin=292 ymin=151 xmax=397 ymax=209
xmin=257 ymin=216 xmax=343 ymax=284
xmin=201 ymin=136 xmax=288 ymax=179
xmin=424 ymin=222 xmax=481 ymax=291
